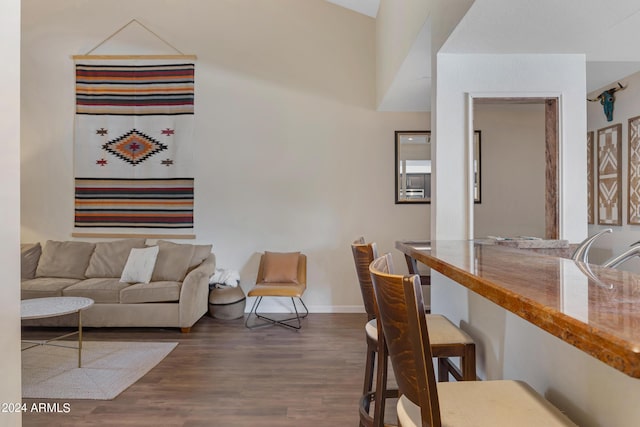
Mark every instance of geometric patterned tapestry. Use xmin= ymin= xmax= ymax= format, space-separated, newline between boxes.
xmin=587 ymin=131 xmax=594 ymax=224
xmin=74 ymin=59 xmax=195 ymax=228
xmin=629 ymin=116 xmax=640 ymax=225
xmin=597 ymin=124 xmax=622 ymax=226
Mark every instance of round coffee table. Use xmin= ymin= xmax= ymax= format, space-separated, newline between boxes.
xmin=21 ymin=297 xmax=94 ymax=367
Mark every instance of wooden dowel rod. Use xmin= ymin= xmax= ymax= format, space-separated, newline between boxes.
xmin=71 ymin=232 xmax=196 ymax=240
xmin=72 ymin=54 xmax=197 ymax=60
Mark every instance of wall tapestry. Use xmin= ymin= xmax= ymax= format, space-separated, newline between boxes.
xmin=629 ymin=116 xmax=640 ymax=225
xmin=74 ymin=58 xmax=195 ymax=229
xmin=597 ymin=123 xmax=622 ymax=226
xmin=587 ymin=131 xmax=594 ymax=224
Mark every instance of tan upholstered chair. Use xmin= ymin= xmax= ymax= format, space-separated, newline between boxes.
xmin=351 ymin=239 xmax=476 ymax=427
xmin=369 ymin=254 xmax=577 ymax=427
xmin=245 ymin=251 xmax=308 ymax=330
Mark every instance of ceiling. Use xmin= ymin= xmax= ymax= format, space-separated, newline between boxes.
xmin=443 ymin=0 xmax=640 ymax=93
xmin=326 ymin=0 xmax=640 ymax=111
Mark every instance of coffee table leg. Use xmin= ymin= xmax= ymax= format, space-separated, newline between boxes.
xmin=78 ymin=310 xmax=83 ymax=368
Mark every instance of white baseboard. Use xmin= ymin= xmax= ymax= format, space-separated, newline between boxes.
xmin=244 ymin=299 xmax=364 ymax=314
xmin=307 ymin=305 xmax=365 ymax=313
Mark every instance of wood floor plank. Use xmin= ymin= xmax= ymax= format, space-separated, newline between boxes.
xmin=22 ymin=313 xmax=369 ymax=426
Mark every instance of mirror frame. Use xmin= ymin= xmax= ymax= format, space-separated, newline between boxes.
xmin=395 ymin=130 xmax=431 ymax=204
xmin=394 ymin=130 xmax=482 ymax=204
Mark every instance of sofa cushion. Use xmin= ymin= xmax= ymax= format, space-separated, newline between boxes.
xmin=188 ymin=244 xmax=213 ymax=272
xmin=85 ymin=238 xmax=146 ymax=278
xmin=62 ymin=278 xmax=129 ymax=303
xmin=21 ymin=277 xmax=81 ymax=299
xmin=36 ymin=240 xmax=96 ymax=280
xmin=120 ymin=281 xmax=181 ymax=304
xmin=151 ymin=240 xmax=195 ymax=282
xmin=120 ymin=246 xmax=159 ymax=284
xmin=21 ymin=243 xmax=42 ymax=281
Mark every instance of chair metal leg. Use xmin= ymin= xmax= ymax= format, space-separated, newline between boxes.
xmin=245 ymin=296 xmax=309 ymax=330
xmin=244 ymin=296 xmax=263 ymax=329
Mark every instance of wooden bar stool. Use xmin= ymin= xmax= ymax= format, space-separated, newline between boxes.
xmin=403 ymin=252 xmax=431 ymax=313
xmin=352 ymin=238 xmax=397 ymax=427
xmin=369 ymin=254 xmax=576 ymax=427
xmin=351 ymin=239 xmax=476 ymax=427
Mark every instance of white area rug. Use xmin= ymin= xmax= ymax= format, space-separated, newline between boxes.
xmin=22 ymin=341 xmax=177 ymax=400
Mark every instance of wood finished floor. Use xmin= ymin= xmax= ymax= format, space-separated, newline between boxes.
xmin=21 ymin=313 xmax=373 ymax=426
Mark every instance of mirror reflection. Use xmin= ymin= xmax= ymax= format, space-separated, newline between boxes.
xmin=395 ymin=131 xmax=431 ymax=203
xmin=395 ymin=130 xmax=481 ymax=204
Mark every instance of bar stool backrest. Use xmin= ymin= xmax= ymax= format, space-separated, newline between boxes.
xmin=351 ymin=237 xmax=380 ymax=320
xmin=370 ymin=253 xmax=441 ymax=427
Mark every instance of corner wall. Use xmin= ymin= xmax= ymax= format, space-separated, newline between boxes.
xmin=433 ymin=53 xmax=587 ymax=241
xmin=0 ymin=0 xmax=22 ymax=424
xmin=375 ymin=0 xmax=430 ymax=107
xmin=21 ymin=0 xmax=430 ymax=312
xmin=432 ymin=53 xmax=589 ymax=346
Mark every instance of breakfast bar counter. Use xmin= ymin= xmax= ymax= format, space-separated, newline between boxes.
xmin=396 ymin=240 xmax=640 ymax=378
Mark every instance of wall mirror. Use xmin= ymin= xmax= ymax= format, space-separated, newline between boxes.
xmin=395 ymin=131 xmax=431 ymax=203
xmin=395 ymin=130 xmax=481 ymax=204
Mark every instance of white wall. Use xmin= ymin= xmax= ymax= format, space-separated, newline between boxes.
xmin=20 ymin=0 xmax=430 ymax=312
xmin=473 ymin=104 xmax=546 ymax=238
xmin=433 ymin=53 xmax=587 ymax=242
xmin=587 ymin=69 xmax=640 ymax=273
xmin=1 ymin=0 xmax=22 ymax=424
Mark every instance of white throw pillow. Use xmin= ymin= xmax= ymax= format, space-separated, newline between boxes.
xmin=120 ymin=246 xmax=159 ymax=284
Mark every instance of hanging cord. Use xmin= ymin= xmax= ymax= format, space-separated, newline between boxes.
xmin=83 ymin=18 xmax=185 ymax=56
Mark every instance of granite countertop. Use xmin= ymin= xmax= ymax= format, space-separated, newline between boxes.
xmin=396 ymin=240 xmax=640 ymax=378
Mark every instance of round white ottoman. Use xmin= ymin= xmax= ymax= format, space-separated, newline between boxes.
xmin=208 ymin=286 xmax=246 ymax=320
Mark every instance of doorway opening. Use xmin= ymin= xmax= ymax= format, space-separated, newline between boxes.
xmin=471 ymin=97 xmax=559 ymax=240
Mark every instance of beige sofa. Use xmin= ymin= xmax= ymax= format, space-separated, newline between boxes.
xmin=20 ymin=239 xmax=215 ymax=332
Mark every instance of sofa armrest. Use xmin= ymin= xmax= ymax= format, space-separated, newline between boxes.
xmin=179 ymin=253 xmax=216 ymax=327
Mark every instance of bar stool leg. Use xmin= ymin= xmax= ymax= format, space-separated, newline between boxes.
xmin=372 ymin=336 xmax=388 ymax=427
xmin=363 ymin=337 xmax=376 ymax=397
xmin=463 ymin=344 xmax=477 ymax=381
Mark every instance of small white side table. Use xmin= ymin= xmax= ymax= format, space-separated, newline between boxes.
xmin=21 ymin=297 xmax=94 ymax=367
